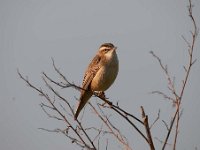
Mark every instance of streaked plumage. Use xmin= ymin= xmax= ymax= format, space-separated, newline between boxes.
xmin=74 ymin=43 xmax=119 ymax=119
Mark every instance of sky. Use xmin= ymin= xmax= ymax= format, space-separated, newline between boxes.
xmin=0 ymin=0 xmax=200 ymax=149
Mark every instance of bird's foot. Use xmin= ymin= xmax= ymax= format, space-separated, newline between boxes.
xmin=94 ymin=91 xmax=112 ymax=106
xmin=99 ymin=91 xmax=112 ymax=106
xmin=99 ymin=91 xmax=107 ymax=99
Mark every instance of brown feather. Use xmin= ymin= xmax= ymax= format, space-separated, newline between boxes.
xmin=74 ymin=43 xmax=118 ymax=119
xmin=74 ymin=54 xmax=101 ymax=119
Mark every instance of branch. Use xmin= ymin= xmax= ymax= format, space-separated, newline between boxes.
xmin=150 ymin=1 xmax=198 ymax=149
xmin=173 ymin=0 xmax=198 ymax=149
xmin=90 ymin=103 xmax=132 ymax=150
xmin=150 ymin=109 xmax=160 ymax=129
xmin=150 ymin=51 xmax=179 ymax=100
xmin=96 ymin=96 xmax=149 ymax=143
xmin=141 ymin=106 xmax=155 ymax=150
xmin=17 ymin=70 xmax=96 ymax=150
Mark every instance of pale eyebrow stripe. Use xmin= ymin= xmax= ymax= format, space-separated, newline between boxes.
xmin=99 ymin=47 xmax=108 ymax=51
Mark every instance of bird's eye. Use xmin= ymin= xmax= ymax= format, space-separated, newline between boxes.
xmin=103 ymin=49 xmax=109 ymax=53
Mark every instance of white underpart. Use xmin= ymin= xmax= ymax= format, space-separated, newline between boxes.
xmin=105 ymin=50 xmax=113 ymax=59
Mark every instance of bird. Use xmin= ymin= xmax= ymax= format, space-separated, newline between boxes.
xmin=74 ymin=43 xmax=119 ymax=119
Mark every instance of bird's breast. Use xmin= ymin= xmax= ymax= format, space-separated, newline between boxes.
xmin=91 ymin=59 xmax=118 ymax=91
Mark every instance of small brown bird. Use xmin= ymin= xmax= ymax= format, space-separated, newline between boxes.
xmin=74 ymin=43 xmax=119 ymax=119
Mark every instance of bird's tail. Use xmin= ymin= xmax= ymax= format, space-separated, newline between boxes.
xmin=74 ymin=91 xmax=93 ymax=120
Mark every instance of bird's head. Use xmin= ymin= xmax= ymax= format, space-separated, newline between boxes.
xmin=98 ymin=43 xmax=117 ymax=60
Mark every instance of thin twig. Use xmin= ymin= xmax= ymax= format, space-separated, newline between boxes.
xmin=150 ymin=109 xmax=160 ymax=129
xmin=141 ymin=106 xmax=155 ymax=150
xmin=18 ymin=70 xmax=95 ymax=150
xmin=90 ymin=103 xmax=132 ymax=150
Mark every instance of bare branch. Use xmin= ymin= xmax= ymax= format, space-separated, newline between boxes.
xmin=141 ymin=106 xmax=155 ymax=150
xmin=162 ymin=120 xmax=169 ymax=131
xmin=181 ymin=35 xmax=192 ymax=49
xmin=150 ymin=52 xmax=179 ymax=100
xmin=18 ymin=70 xmax=96 ymax=150
xmin=172 ymin=0 xmax=198 ymax=149
xmin=154 ymin=137 xmax=172 ymax=146
xmin=151 ymin=91 xmax=175 ymax=103
xmin=150 ymin=109 xmax=160 ymax=129
xmin=89 ymin=103 xmax=132 ymax=150
xmin=40 ymin=103 xmax=63 ymax=121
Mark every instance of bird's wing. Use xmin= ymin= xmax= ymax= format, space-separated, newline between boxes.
xmin=81 ymin=54 xmax=101 ymax=92
xmin=74 ymin=55 xmax=101 ymax=120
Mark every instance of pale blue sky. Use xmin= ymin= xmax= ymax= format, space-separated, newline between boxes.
xmin=0 ymin=0 xmax=200 ymax=149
